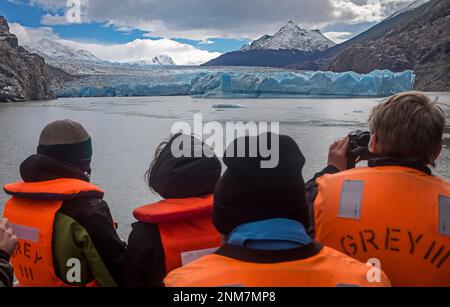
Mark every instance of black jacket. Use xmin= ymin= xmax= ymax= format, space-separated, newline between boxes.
xmin=0 ymin=250 xmax=13 ymax=287
xmin=124 ymin=222 xmax=166 ymax=287
xmin=125 ymin=134 xmax=222 ymax=287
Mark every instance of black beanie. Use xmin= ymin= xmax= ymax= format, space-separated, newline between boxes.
xmin=213 ymin=133 xmax=309 ymax=235
xmin=149 ymin=134 xmax=222 ymax=199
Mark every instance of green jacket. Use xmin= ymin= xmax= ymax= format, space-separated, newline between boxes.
xmin=52 ymin=197 xmax=127 ymax=287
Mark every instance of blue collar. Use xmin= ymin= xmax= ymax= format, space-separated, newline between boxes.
xmin=226 ymin=218 xmax=312 ymax=251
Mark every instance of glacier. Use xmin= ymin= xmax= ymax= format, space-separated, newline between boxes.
xmin=191 ymin=69 xmax=415 ymax=98
xmin=56 ymin=69 xmax=415 ymax=99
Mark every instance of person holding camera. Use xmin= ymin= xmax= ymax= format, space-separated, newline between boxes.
xmin=307 ymin=91 xmax=450 ymax=286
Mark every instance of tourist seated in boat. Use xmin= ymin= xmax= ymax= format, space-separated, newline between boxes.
xmin=125 ymin=133 xmax=222 ymax=287
xmin=3 ymin=119 xmax=126 ymax=287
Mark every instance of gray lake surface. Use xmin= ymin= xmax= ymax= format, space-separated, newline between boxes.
xmin=1 ymin=94 xmax=449 ymax=238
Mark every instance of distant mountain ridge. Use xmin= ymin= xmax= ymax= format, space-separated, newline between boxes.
xmin=203 ymin=49 xmax=313 ymax=68
xmin=204 ymin=21 xmax=335 ymax=67
xmin=206 ymin=0 xmax=449 ymax=91
xmin=25 ymin=38 xmax=177 ymax=74
xmin=241 ymin=21 xmax=335 ymax=52
xmin=27 ymin=38 xmax=103 ymax=62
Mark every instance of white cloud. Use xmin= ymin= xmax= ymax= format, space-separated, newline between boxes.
xmin=25 ymin=0 xmax=416 ymax=40
xmin=29 ymin=0 xmax=77 ymax=11
xmin=323 ymin=31 xmax=353 ymax=43
xmin=198 ymin=39 xmax=215 ymax=45
xmin=330 ymin=0 xmax=416 ymax=24
xmin=41 ymin=13 xmax=71 ymax=25
xmin=40 ymin=0 xmax=91 ymax=25
xmin=9 ymin=22 xmax=58 ymax=46
xmin=60 ymin=38 xmax=222 ymax=65
xmin=9 ymin=23 xmax=221 ymax=65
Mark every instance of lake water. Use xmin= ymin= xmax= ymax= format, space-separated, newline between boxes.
xmin=1 ymin=94 xmax=449 ymax=238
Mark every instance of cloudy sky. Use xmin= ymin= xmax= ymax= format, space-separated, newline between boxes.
xmin=1 ymin=0 xmax=416 ymax=64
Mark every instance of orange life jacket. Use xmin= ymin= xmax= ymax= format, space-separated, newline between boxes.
xmin=314 ymin=166 xmax=450 ymax=286
xmin=3 ymin=178 xmax=104 ymax=287
xmin=164 ymin=242 xmax=391 ymax=287
xmin=133 ymin=195 xmax=222 ymax=274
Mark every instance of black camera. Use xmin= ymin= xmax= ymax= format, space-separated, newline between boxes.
xmin=346 ymin=130 xmax=371 ymax=169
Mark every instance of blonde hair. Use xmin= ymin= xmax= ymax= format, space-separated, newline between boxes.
xmin=369 ymin=91 xmax=446 ymax=167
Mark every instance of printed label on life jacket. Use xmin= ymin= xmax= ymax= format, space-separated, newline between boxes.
xmin=181 ymin=247 xmax=219 ymax=266
xmin=9 ymin=223 xmax=40 ymax=243
xmin=338 ymin=227 xmax=450 ymax=270
xmin=338 ymin=180 xmax=364 ymax=220
xmin=11 ymin=239 xmax=44 ymax=283
xmin=439 ymin=195 xmax=450 ymax=236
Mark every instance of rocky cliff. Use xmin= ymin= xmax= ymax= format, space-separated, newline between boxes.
xmin=328 ymin=0 xmax=450 ymax=91
xmin=0 ymin=16 xmax=55 ymax=102
xmin=289 ymin=0 xmax=450 ymax=91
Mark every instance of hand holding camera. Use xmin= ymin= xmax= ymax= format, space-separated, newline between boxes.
xmin=327 ymin=138 xmax=349 ymax=172
xmin=328 ymin=130 xmax=375 ymax=171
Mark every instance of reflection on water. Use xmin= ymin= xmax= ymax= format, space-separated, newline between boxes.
xmin=0 ymin=93 xmax=449 ymax=237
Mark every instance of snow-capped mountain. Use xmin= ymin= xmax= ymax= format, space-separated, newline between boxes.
xmin=151 ymin=55 xmax=176 ymax=65
xmin=241 ymin=21 xmax=336 ymax=52
xmin=24 ymin=38 xmax=111 ymax=74
xmin=133 ymin=55 xmax=176 ymax=66
xmin=26 ymin=38 xmax=103 ymax=62
xmin=25 ymin=39 xmax=177 ymax=74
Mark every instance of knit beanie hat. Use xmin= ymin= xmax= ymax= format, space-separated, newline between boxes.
xmin=37 ymin=119 xmax=92 ymax=172
xmin=213 ymin=133 xmax=308 ymax=235
xmin=149 ymin=134 xmax=222 ymax=199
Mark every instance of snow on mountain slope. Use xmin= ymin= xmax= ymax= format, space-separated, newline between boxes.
xmin=241 ymin=21 xmax=336 ymax=52
xmin=25 ymin=39 xmax=177 ymax=74
xmin=27 ymin=38 xmax=103 ymax=62
xmin=133 ymin=55 xmax=176 ymax=65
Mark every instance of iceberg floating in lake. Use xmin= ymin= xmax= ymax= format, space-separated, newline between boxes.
xmin=212 ymin=103 xmax=245 ymax=109
xmin=191 ymin=70 xmax=415 ymax=98
xmin=55 ymin=69 xmax=415 ymax=99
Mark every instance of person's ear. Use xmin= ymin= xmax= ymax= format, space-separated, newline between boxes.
xmin=369 ymin=133 xmax=378 ymax=153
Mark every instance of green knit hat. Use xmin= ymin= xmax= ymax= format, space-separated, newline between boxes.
xmin=37 ymin=119 xmax=92 ymax=162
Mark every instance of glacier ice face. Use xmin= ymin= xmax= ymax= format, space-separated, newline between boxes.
xmin=57 ymin=83 xmax=191 ymax=98
xmin=190 ymin=70 xmax=416 ymax=98
xmin=55 ymin=68 xmax=415 ymax=99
